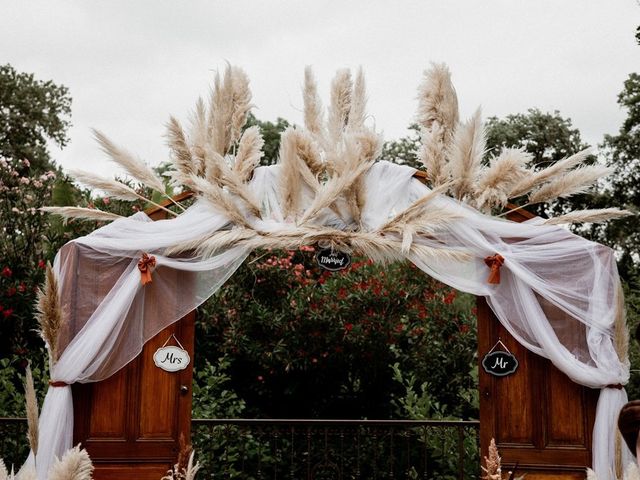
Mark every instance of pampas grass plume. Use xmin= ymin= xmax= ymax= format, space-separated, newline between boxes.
xmin=48 ymin=445 xmax=94 ymax=480
xmin=416 ymin=62 xmax=459 ymax=133
xmin=327 ymin=69 xmax=353 ymax=144
xmin=528 ymin=165 xmax=612 ymax=204
xmin=303 ymin=66 xmax=324 ymax=137
xmin=233 ymin=125 xmax=264 ymax=182
xmin=40 ymin=207 xmax=123 ymax=224
xmin=93 ymin=129 xmax=165 ymax=193
xmin=544 ymin=208 xmax=633 ymax=225
xmin=448 ymin=108 xmax=486 ymax=200
xmin=509 ymin=148 xmax=593 ymax=198
xmin=24 ymin=364 xmax=39 ymax=457
xmin=34 ymin=262 xmax=64 ymax=365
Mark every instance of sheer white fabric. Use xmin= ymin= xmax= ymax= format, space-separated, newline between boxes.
xmin=28 ymin=161 xmax=629 ymax=479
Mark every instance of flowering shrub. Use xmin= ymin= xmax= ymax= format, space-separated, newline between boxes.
xmin=0 ymin=157 xmax=58 ymax=352
xmin=196 ymin=247 xmax=478 ymax=420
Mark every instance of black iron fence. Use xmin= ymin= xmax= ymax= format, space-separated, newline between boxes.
xmin=192 ymin=419 xmax=479 ymax=480
xmin=0 ymin=417 xmax=479 ymax=479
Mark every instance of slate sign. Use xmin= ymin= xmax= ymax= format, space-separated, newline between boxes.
xmin=315 ymin=249 xmax=351 ymax=271
xmin=482 ymin=350 xmax=518 ymax=377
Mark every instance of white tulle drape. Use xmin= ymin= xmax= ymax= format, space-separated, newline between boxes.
xmin=28 ymin=161 xmax=629 ymax=479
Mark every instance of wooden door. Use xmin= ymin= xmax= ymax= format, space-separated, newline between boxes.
xmin=478 ymin=299 xmax=598 ymax=479
xmin=72 ymin=200 xmax=197 ymax=479
xmin=72 ymin=313 xmax=195 ymax=480
xmin=477 ymin=208 xmax=598 ymax=479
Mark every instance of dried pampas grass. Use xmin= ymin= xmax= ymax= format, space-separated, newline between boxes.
xmin=482 ymin=438 xmax=502 ymax=479
xmin=419 ymin=124 xmax=450 ymax=187
xmin=93 ymin=129 xmax=166 ymax=193
xmin=68 ymin=170 xmax=140 ymax=202
xmin=161 ymin=451 xmax=201 ymax=480
xmin=48 ymin=445 xmax=94 ymax=480
xmin=327 ymin=69 xmax=353 ymax=146
xmin=0 ymin=459 xmax=7 ymax=480
xmin=34 ymin=262 xmax=64 ymax=365
xmin=279 ymin=127 xmax=321 ymax=218
xmin=416 ymin=63 xmax=459 ymax=133
xmin=528 ymin=165 xmax=612 ymax=204
xmin=209 ymin=65 xmax=253 ymax=156
xmin=233 ymin=126 xmax=264 ymax=182
xmin=40 ymin=207 xmax=123 ymax=224
xmin=303 ymin=66 xmax=324 ymax=138
xmin=166 ymin=116 xmax=195 ymax=183
xmin=24 ymin=364 xmax=39 ymax=457
xmin=509 ymin=148 xmax=592 ymax=198
xmin=68 ymin=169 xmax=178 ymax=217
xmin=544 ymin=208 xmax=633 ymax=225
xmin=347 ymin=67 xmax=367 ymax=131
xmin=448 ymin=108 xmax=486 ymax=200
xmin=474 ymin=148 xmax=531 ymax=211
xmin=379 ymin=183 xmax=453 ymax=233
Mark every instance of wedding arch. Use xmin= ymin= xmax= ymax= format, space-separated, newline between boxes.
xmin=32 ymin=64 xmax=632 ymax=479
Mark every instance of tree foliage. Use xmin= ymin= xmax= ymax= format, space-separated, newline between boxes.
xmin=599 ymin=73 xmax=640 ymax=277
xmin=0 ymin=64 xmax=72 ymax=172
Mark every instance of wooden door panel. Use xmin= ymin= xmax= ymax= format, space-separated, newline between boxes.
xmin=73 ymin=312 xmax=195 ymax=478
xmin=478 ymin=297 xmax=598 ymax=478
xmin=87 ymin=370 xmax=129 ymax=439
xmin=92 ymin=463 xmax=171 ymax=480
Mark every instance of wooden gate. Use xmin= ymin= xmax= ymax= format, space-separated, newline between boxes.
xmin=72 ymin=202 xmax=196 ymax=480
xmin=73 ymin=313 xmax=195 ymax=480
xmin=477 ymin=208 xmax=598 ymax=479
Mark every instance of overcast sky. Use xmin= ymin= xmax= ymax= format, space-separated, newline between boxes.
xmin=1 ymin=1 xmax=638 ymax=177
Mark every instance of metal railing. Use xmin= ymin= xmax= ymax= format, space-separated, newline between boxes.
xmin=191 ymin=419 xmax=480 ymax=479
xmin=0 ymin=417 xmax=480 ymax=479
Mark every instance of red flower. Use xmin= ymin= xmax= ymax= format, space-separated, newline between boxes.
xmin=443 ymin=290 xmax=457 ymax=305
xmin=37 ymin=260 xmax=46 ymax=269
xmin=344 ymin=323 xmax=354 ymax=333
xmin=2 ymin=308 xmax=13 ymax=319
xmin=18 ymin=283 xmax=26 ymax=293
xmin=1 ymin=267 xmax=12 ymax=278
xmin=6 ymin=287 xmax=17 ymax=297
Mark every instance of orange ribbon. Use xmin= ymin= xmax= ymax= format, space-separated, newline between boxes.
xmin=138 ymin=253 xmax=156 ymax=285
xmin=484 ymin=254 xmax=504 ymax=285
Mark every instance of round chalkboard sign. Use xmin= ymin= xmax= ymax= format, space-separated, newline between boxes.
xmin=315 ymin=249 xmax=351 ymax=271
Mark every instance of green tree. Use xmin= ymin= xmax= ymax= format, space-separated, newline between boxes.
xmin=245 ymin=113 xmax=290 ymax=165
xmin=599 ymin=73 xmax=640 ymax=278
xmin=0 ymin=64 xmax=72 ymax=172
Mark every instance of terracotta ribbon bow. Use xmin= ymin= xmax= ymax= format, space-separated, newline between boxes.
xmin=138 ymin=253 xmax=156 ymax=285
xmin=484 ymin=254 xmax=505 ymax=285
